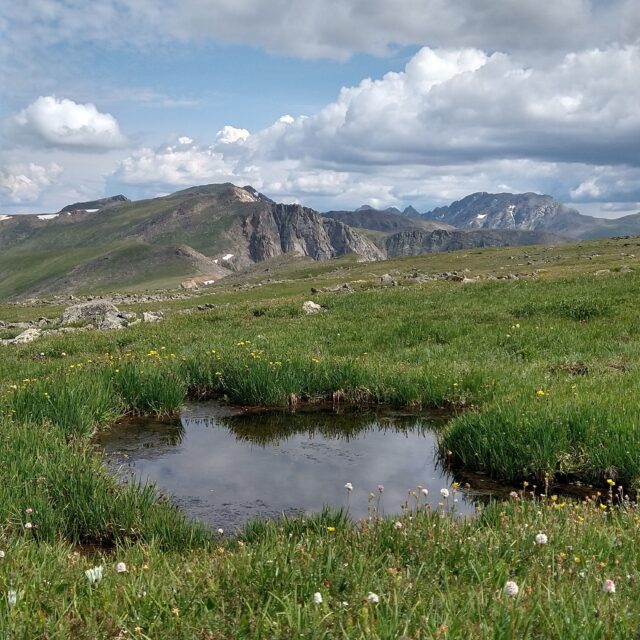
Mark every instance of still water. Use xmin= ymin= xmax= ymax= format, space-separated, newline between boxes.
xmin=95 ymin=402 xmax=477 ymax=531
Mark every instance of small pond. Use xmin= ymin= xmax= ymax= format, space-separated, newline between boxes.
xmin=95 ymin=402 xmax=480 ymax=531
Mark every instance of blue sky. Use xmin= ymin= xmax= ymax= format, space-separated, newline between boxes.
xmin=1 ymin=1 xmax=639 ymax=217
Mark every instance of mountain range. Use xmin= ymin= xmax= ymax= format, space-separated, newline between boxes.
xmin=1 ymin=184 xmax=638 ymax=298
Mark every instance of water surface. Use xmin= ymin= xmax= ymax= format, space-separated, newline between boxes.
xmin=96 ymin=402 xmax=476 ymax=530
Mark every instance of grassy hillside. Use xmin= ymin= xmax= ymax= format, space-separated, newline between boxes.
xmin=2 ymin=236 xmax=640 ymax=637
xmin=0 ymin=184 xmax=384 ymax=298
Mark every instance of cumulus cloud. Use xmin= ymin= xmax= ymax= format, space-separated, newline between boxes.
xmin=0 ymin=162 xmax=63 ymax=204
xmin=569 ymin=166 xmax=640 ymax=203
xmin=113 ymin=140 xmax=237 ymax=187
xmin=216 ymin=126 xmax=251 ymax=145
xmin=13 ymin=96 xmax=126 ymax=150
xmin=107 ymin=44 xmax=640 ymax=211
xmin=234 ymin=46 xmax=640 ymax=169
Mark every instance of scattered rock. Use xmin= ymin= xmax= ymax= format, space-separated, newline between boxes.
xmin=310 ymin=283 xmax=354 ymax=294
xmin=142 ymin=311 xmax=164 ymax=323
xmin=379 ymin=273 xmax=398 ymax=286
xmin=4 ymin=328 xmax=41 ymax=345
xmin=594 ymin=269 xmax=611 ymax=276
xmin=302 ymin=301 xmax=323 ymax=315
xmin=7 ymin=322 xmax=32 ymax=330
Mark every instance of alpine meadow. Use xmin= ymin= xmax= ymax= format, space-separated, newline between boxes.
xmin=2 ymin=1 xmax=640 ymax=638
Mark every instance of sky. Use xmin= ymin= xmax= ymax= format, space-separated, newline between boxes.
xmin=1 ymin=1 xmax=639 ymax=217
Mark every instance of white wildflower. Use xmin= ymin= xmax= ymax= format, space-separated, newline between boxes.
xmin=534 ymin=533 xmax=548 ymax=545
xmin=312 ymin=592 xmax=323 ymax=604
xmin=503 ymin=581 xmax=519 ymax=598
xmin=115 ymin=562 xmax=127 ymax=573
xmin=367 ymin=592 xmax=380 ymax=604
xmin=7 ymin=590 xmax=17 ymax=608
xmin=603 ymin=579 xmax=616 ymax=594
xmin=344 ymin=482 xmax=353 ymax=492
xmin=440 ymin=488 xmax=449 ymax=499
xmin=85 ymin=566 xmax=104 ymax=584
xmin=393 ymin=521 xmax=403 ymax=530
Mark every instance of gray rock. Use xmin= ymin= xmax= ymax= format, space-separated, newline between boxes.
xmin=302 ymin=301 xmax=323 ymax=314
xmin=62 ymin=300 xmax=119 ymax=325
xmin=7 ymin=322 xmax=32 ymax=330
xmin=61 ymin=300 xmax=135 ymax=330
xmin=311 ymin=283 xmax=354 ymax=294
xmin=8 ymin=328 xmax=41 ymax=344
xmin=99 ymin=311 xmax=129 ymax=330
xmin=143 ymin=311 xmax=164 ymax=323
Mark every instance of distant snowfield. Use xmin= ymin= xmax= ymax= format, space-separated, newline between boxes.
xmin=0 ymin=215 xmax=12 ymax=222
xmin=476 ymin=214 xmax=487 ymax=219
xmin=85 ymin=209 xmax=99 ymax=213
xmin=37 ymin=214 xmax=59 ymax=220
xmin=222 ymin=253 xmax=234 ymax=261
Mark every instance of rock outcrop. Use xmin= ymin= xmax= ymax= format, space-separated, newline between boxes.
xmin=385 ymin=228 xmax=565 ymax=258
xmin=242 ymin=204 xmax=384 ymax=264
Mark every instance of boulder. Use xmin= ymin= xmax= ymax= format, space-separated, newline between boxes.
xmin=302 ymin=301 xmax=323 ymax=315
xmin=99 ymin=312 xmax=129 ymax=330
xmin=61 ymin=300 xmax=135 ymax=330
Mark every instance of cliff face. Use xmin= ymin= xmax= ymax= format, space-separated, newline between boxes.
xmin=385 ymin=228 xmax=565 ymax=258
xmin=322 ymin=209 xmax=452 ymax=233
xmin=242 ymin=203 xmax=385 ymax=263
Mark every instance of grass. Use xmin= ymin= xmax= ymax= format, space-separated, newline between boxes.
xmin=3 ymin=498 xmax=640 ymax=638
xmin=1 ymin=236 xmax=640 ymax=636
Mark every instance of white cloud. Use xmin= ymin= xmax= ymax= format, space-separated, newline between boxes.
xmin=4 ymin=1 xmax=639 ymax=66
xmin=0 ymin=162 xmax=63 ymax=204
xmin=568 ymin=166 xmax=640 ymax=203
xmin=235 ymin=46 xmax=640 ymax=169
xmin=113 ymin=141 xmax=236 ymax=187
xmin=141 ymin=0 xmax=640 ymax=61
xmin=106 ymin=44 xmax=640 ymax=211
xmin=13 ymin=96 xmax=126 ymax=150
xmin=571 ymin=179 xmax=602 ymax=199
xmin=216 ymin=126 xmax=250 ymax=144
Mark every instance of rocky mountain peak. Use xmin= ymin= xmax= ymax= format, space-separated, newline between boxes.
xmin=60 ymin=195 xmax=129 ymax=213
xmin=402 ymin=205 xmax=421 ymax=217
xmin=425 ymin=192 xmax=583 ymax=233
